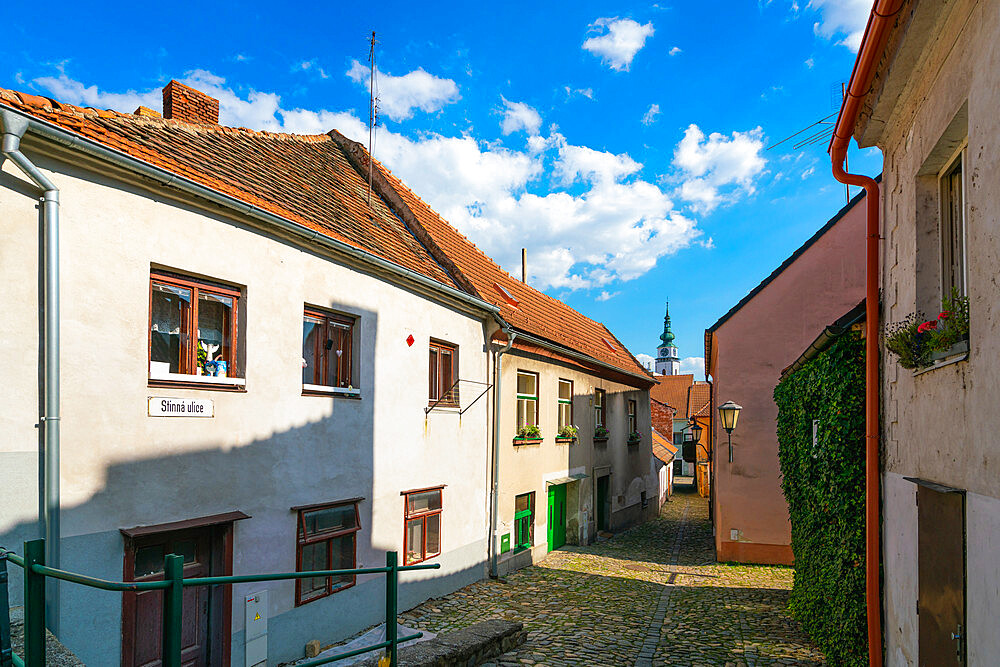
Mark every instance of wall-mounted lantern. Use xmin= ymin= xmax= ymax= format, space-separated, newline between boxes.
xmin=718 ymin=400 xmax=743 ymax=462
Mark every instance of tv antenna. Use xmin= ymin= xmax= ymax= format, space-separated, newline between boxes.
xmin=367 ymin=30 xmax=380 ymax=207
xmin=767 ymin=83 xmax=852 ymax=204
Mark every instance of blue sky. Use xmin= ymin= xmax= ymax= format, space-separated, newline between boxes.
xmin=3 ymin=0 xmax=881 ymax=378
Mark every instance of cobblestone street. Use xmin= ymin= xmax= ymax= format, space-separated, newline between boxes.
xmin=400 ymin=482 xmax=826 ymax=666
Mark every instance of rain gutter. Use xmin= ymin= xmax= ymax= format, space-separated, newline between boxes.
xmin=0 ymin=109 xmax=61 ymax=635
xmin=828 ymin=2 xmax=905 ymax=665
xmin=488 ymin=317 xmax=516 ymax=578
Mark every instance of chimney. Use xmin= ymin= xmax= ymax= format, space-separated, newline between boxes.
xmin=521 ymin=248 xmax=527 ymax=283
xmin=162 ymin=80 xmax=219 ymax=124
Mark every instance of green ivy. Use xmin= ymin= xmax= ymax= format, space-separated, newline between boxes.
xmin=774 ymin=331 xmax=867 ymax=667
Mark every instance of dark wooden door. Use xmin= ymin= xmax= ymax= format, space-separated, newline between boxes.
xmin=596 ymin=476 xmax=610 ymax=532
xmin=124 ymin=529 xmax=212 ymax=667
xmin=918 ymin=485 xmax=966 ymax=666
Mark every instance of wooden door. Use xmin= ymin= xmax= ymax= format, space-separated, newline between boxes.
xmin=918 ymin=484 xmax=966 ymax=666
xmin=547 ymin=484 xmax=566 ymax=551
xmin=596 ymin=476 xmax=610 ymax=532
xmin=123 ymin=529 xmax=213 ymax=667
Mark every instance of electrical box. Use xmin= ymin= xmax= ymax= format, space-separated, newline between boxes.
xmin=245 ymin=591 xmax=268 ymax=667
xmin=500 ymin=533 xmax=511 ymax=553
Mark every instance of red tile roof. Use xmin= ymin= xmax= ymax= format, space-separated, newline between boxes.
xmin=650 ymin=374 xmax=694 ymax=412
xmin=0 ymin=85 xmax=651 ymax=381
xmin=687 ymin=382 xmax=712 ymax=418
xmin=652 ymin=429 xmax=677 ymax=465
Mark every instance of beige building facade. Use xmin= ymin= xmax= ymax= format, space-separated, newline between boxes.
xmin=847 ymin=0 xmax=1000 ymax=664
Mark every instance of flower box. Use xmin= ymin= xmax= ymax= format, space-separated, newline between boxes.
xmin=555 ymin=437 xmax=576 ymax=444
xmin=627 ymin=434 xmax=642 ymax=446
xmin=929 ymin=338 xmax=969 ymax=362
xmin=513 ymin=437 xmax=543 ymax=446
xmin=593 ymin=436 xmax=609 ymax=445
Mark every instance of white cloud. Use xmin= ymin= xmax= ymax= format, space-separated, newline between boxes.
xmin=32 ymin=73 xmax=161 ymax=113
xmin=809 ymin=0 xmax=871 ymax=52
xmin=564 ymin=86 xmax=595 ymax=100
xmin=669 ymin=46 xmax=682 ymax=56
xmin=500 ymin=97 xmax=542 ymax=136
xmin=295 ymin=59 xmax=330 ymax=79
xmin=583 ymin=17 xmax=655 ymax=71
xmin=804 ymin=57 xmax=815 ymax=68
xmin=672 ymin=124 xmax=767 ymax=213
xmin=596 ymin=290 xmax=621 ymax=301
xmin=32 ymin=71 xmax=714 ymax=291
xmin=801 ymin=166 xmax=815 ymax=179
xmin=679 ymin=356 xmax=705 ymax=378
xmin=635 ymin=353 xmax=655 ymax=371
xmin=642 ymin=104 xmax=660 ymax=126
xmin=345 ymin=60 xmax=459 ymax=121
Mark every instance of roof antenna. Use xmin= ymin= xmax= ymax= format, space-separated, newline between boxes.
xmin=367 ymin=30 xmax=379 ymax=208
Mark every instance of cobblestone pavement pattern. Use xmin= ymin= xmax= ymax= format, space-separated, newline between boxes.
xmin=399 ymin=482 xmax=827 ymax=666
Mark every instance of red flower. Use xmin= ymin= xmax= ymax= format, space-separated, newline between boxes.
xmin=939 ymin=311 xmax=951 ymax=320
xmin=917 ymin=320 xmax=938 ymax=334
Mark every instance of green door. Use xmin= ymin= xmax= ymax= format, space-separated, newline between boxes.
xmin=547 ymin=483 xmax=567 ymax=551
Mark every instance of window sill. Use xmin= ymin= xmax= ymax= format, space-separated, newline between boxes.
xmin=149 ymin=374 xmax=246 ymax=392
xmin=302 ymin=384 xmax=361 ymax=398
xmin=555 ymin=437 xmax=576 ymax=445
xmin=593 ymin=437 xmax=609 ymax=445
xmin=912 ymin=351 xmax=969 ymax=376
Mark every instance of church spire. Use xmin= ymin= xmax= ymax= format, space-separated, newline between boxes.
xmin=655 ymin=300 xmax=681 ymax=375
xmin=659 ymin=301 xmax=675 ymax=347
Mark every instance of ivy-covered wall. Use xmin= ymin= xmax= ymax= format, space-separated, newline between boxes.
xmin=773 ymin=331 xmax=867 ymax=667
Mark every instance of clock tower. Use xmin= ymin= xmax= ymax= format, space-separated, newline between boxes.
xmin=655 ymin=302 xmax=680 ymax=375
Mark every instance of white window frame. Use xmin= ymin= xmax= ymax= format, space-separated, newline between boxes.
xmin=938 ymin=143 xmax=968 ymax=300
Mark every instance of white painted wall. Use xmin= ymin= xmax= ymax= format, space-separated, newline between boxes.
xmin=0 ymin=145 xmax=491 ymax=665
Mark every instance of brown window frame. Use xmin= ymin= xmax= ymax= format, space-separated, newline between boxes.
xmin=558 ymin=379 xmax=574 ymax=430
xmin=302 ymin=308 xmax=357 ymax=392
xmin=428 ymin=341 xmax=459 ymax=407
xmin=628 ymin=399 xmax=637 ymax=433
xmin=594 ymin=388 xmax=606 ymax=427
xmin=148 ymin=270 xmax=242 ymax=383
xmin=402 ymin=486 xmax=443 ymax=565
xmin=294 ymin=499 xmax=361 ymax=606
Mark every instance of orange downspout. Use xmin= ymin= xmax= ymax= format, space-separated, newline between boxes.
xmin=829 ymin=2 xmax=905 ymax=666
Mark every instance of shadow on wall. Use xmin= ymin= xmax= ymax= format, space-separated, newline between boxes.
xmin=0 ymin=303 xmax=487 ymax=667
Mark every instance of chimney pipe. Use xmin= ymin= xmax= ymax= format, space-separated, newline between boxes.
xmin=162 ymin=80 xmax=220 ymax=125
xmin=521 ymin=248 xmax=526 ymax=283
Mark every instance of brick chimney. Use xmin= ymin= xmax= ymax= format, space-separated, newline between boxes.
xmin=162 ymin=80 xmax=219 ymax=124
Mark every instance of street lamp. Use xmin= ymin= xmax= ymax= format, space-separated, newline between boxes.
xmin=718 ymin=400 xmax=742 ymax=462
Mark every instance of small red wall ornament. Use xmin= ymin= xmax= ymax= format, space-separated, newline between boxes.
xmin=406 ymin=334 xmax=415 ymax=347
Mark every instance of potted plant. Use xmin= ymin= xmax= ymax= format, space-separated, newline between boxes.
xmin=884 ymin=289 xmax=970 ymax=369
xmin=627 ymin=431 xmax=642 ymax=446
xmin=556 ymin=425 xmax=578 ymax=444
xmin=513 ymin=425 xmax=543 ymax=445
xmin=593 ymin=425 xmax=609 ymax=443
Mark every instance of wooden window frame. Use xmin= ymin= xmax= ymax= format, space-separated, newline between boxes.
xmin=302 ymin=308 xmax=357 ymax=394
xmin=148 ymin=270 xmax=242 ymax=387
xmin=516 ymin=371 xmax=540 ymax=430
xmin=514 ymin=492 xmax=535 ymax=552
xmin=557 ymin=379 xmax=573 ymax=430
xmin=594 ymin=389 xmax=606 ymax=428
xmin=402 ymin=486 xmax=443 ymax=565
xmin=294 ymin=500 xmax=361 ymax=606
xmin=428 ymin=341 xmax=459 ymax=407
xmin=939 ymin=148 xmax=967 ymax=300
xmin=628 ymin=399 xmax=637 ymax=433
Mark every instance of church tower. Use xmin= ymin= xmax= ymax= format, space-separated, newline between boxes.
xmin=655 ymin=302 xmax=680 ymax=375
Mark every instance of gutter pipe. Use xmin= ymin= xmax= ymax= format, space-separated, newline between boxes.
xmin=488 ymin=317 xmax=516 ymax=578
xmin=829 ymin=2 xmax=905 ymax=665
xmin=0 ymin=105 xmax=500 ymax=319
xmin=1 ymin=110 xmax=61 ymax=635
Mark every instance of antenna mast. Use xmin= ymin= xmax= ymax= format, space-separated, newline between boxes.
xmin=368 ymin=30 xmax=378 ymax=206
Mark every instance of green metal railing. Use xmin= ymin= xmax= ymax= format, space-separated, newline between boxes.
xmin=0 ymin=538 xmax=439 ymax=667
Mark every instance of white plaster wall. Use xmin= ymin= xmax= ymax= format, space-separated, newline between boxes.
xmin=0 ymin=145 xmax=490 ymax=660
xmin=494 ymin=350 xmax=654 ymax=569
xmin=966 ymin=491 xmax=1000 ymax=665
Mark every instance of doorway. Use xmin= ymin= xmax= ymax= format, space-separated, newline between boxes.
xmin=917 ymin=483 xmax=966 ymax=666
xmin=122 ymin=521 xmax=235 ymax=667
xmin=596 ymin=475 xmax=611 ymax=532
xmin=547 ymin=483 xmax=567 ymax=552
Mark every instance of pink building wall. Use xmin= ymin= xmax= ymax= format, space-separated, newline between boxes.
xmin=707 ymin=190 xmax=869 ymax=564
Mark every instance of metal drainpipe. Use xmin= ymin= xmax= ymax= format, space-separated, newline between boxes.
xmin=1 ymin=111 xmax=61 ymax=634
xmin=488 ymin=320 xmax=515 ymax=578
xmin=828 ymin=3 xmax=903 ymax=664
